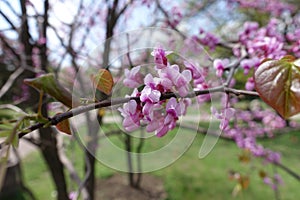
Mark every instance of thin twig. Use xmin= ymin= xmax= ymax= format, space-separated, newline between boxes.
xmin=275 ymin=162 xmax=300 ymax=181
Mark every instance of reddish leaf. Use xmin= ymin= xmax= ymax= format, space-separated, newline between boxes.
xmin=239 ymin=176 xmax=250 ymax=189
xmin=254 ymin=56 xmax=300 ymax=119
xmin=259 ymin=170 xmax=267 ymax=178
xmin=91 ymin=69 xmax=114 ymax=95
xmin=24 ymin=73 xmax=79 ymax=108
xmin=56 ymin=119 xmax=72 ymax=135
xmin=55 ymin=113 xmax=71 ymax=135
xmin=238 ymin=149 xmax=251 ymax=163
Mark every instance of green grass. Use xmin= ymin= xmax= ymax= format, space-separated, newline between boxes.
xmin=21 ymin=126 xmax=300 ymax=200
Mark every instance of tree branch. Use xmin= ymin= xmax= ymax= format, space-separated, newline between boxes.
xmin=0 ymin=9 xmax=18 ymax=31
xmin=15 ymin=85 xmax=258 ymax=139
xmin=0 ymin=67 xmax=24 ymax=99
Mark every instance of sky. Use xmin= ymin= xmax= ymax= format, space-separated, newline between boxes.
xmin=0 ymin=0 xmax=237 ymax=68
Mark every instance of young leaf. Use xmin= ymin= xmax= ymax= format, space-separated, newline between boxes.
xmin=0 ymin=130 xmax=12 ymax=138
xmin=0 ymin=106 xmax=25 ymax=119
xmin=11 ymin=133 xmax=19 ymax=148
xmin=55 ymin=113 xmax=71 ymax=135
xmin=254 ymin=56 xmax=300 ymax=119
xmin=24 ymin=73 xmax=78 ymax=108
xmin=91 ymin=69 xmax=114 ymax=95
xmin=0 ymin=123 xmax=14 ymax=138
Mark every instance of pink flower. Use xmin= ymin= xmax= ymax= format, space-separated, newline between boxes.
xmin=140 ymin=86 xmax=161 ymax=103
xmin=174 ymin=70 xmax=192 ymax=97
xmin=166 ymin=97 xmax=181 ymax=119
xmin=124 ymin=66 xmax=143 ymax=88
xmin=212 ymin=107 xmax=235 ymax=131
xmin=274 ymin=174 xmax=283 ymax=185
xmin=195 ymin=83 xmax=211 ymax=103
xmin=240 ymin=58 xmax=259 ymax=75
xmin=198 ymin=29 xmax=219 ymax=50
xmin=118 ymin=100 xmax=141 ymax=132
xmin=245 ymin=77 xmax=255 ymax=91
xmin=169 ymin=6 xmax=183 ymax=27
xmin=160 ymin=65 xmax=192 ymax=97
xmin=239 ymin=21 xmax=259 ymax=44
xmin=266 ymin=150 xmax=281 ymax=164
xmin=144 ymin=103 xmax=164 ymax=132
xmin=37 ymin=37 xmax=46 ymax=45
xmin=69 ymin=191 xmax=77 ymax=200
xmin=263 ymin=177 xmax=272 ymax=185
xmin=179 ymin=98 xmax=191 ymax=115
xmin=184 ymin=61 xmax=203 ymax=81
xmin=156 ymin=97 xmax=181 ymax=137
xmin=213 ymin=59 xmax=228 ymax=77
xmin=151 ymin=47 xmax=172 ymax=69
xmin=247 ymin=36 xmax=286 ymax=59
xmin=142 ymin=102 xmax=162 ymax=121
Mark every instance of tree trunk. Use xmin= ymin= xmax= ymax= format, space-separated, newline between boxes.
xmin=84 ymin=149 xmax=96 ymax=200
xmin=37 ymin=1 xmax=69 ymax=199
xmin=83 ymin=113 xmax=102 ymax=200
xmin=39 ymin=104 xmax=69 ymax=200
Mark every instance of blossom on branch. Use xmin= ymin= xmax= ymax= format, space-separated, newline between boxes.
xmin=124 ymin=66 xmax=143 ymax=88
xmin=118 ymin=100 xmax=142 ymax=132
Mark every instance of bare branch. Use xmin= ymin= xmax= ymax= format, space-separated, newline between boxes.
xmin=0 ymin=67 xmax=25 ymax=99
xmin=2 ymin=0 xmax=21 ymax=18
xmin=0 ymin=10 xmax=18 ymax=31
xmin=0 ymin=35 xmax=21 ymax=61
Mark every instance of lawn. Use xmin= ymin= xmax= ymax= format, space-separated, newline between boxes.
xmin=21 ymin=121 xmax=300 ymax=200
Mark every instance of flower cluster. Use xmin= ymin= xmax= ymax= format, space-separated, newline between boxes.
xmin=197 ymin=28 xmax=220 ymax=51
xmin=119 ymin=47 xmax=196 ymax=137
xmin=263 ymin=173 xmax=284 ymax=190
xmin=229 ymin=0 xmax=295 ymax=16
xmin=237 ymin=20 xmax=287 ymax=61
xmin=215 ymin=97 xmax=290 ymax=163
xmin=168 ymin=6 xmax=183 ymax=27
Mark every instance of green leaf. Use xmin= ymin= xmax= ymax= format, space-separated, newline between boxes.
xmin=91 ymin=69 xmax=114 ymax=95
xmin=0 ymin=107 xmax=25 ymax=120
xmin=24 ymin=73 xmax=78 ymax=108
xmin=254 ymin=56 xmax=300 ymax=118
xmin=0 ymin=123 xmax=14 ymax=131
xmin=0 ymin=130 xmax=12 ymax=138
xmin=0 ymin=109 xmax=16 ymax=120
xmin=11 ymin=133 xmax=19 ymax=148
xmin=0 ymin=122 xmax=14 ymax=138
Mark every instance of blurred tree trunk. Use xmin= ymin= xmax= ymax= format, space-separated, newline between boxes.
xmin=81 ymin=1 xmax=122 ymax=198
xmin=38 ymin=1 xmax=69 ymax=199
xmin=39 ymin=106 xmax=69 ymax=200
xmin=26 ymin=0 xmax=68 ymax=199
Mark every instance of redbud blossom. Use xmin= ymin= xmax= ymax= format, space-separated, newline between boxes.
xmin=213 ymin=59 xmax=228 ymax=77
xmin=151 ymin=47 xmax=172 ymax=69
xmin=124 ymin=66 xmax=143 ymax=88
xmin=118 ymin=100 xmax=141 ymax=132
